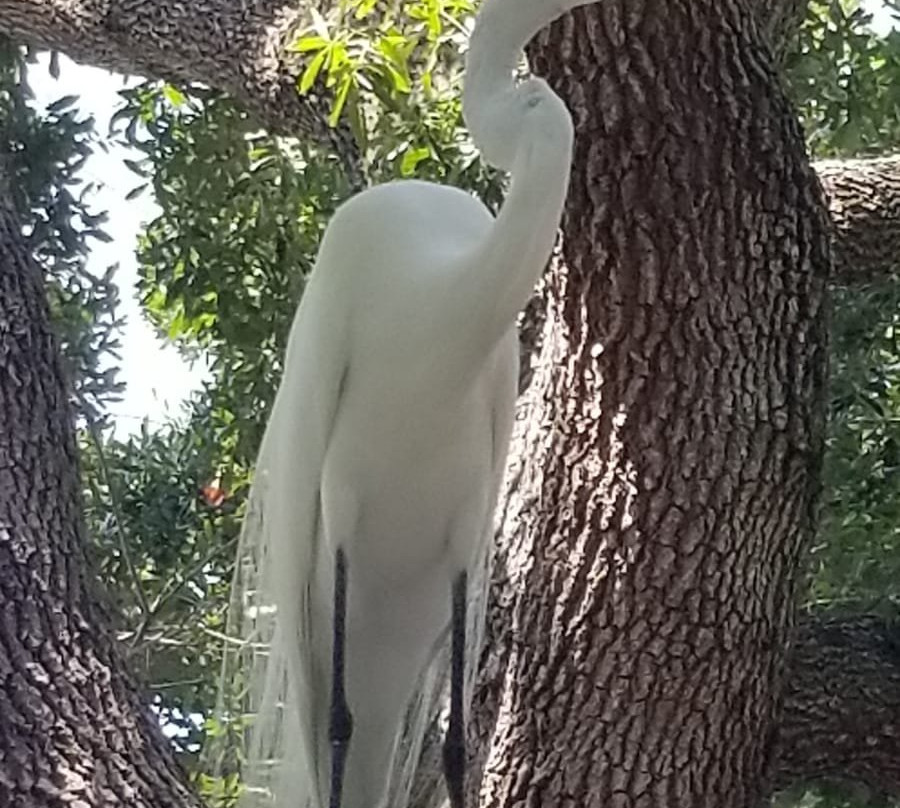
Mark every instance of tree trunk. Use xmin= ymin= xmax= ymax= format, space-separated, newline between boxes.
xmin=0 ymin=185 xmax=197 ymax=808
xmin=468 ymin=2 xmax=831 ymax=805
xmin=760 ymin=0 xmax=808 ymax=62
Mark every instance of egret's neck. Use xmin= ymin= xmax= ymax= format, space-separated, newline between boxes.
xmin=462 ymin=0 xmax=595 ymax=172
xmin=445 ymin=0 xmax=595 ymax=362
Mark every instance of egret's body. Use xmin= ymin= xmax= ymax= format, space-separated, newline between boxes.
xmin=230 ymin=0 xmax=595 ymax=805
xmin=292 ymin=181 xmax=517 ymax=805
xmin=248 ymin=181 xmax=517 ymax=808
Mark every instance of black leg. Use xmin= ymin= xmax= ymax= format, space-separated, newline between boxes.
xmin=329 ymin=547 xmax=353 ymax=808
xmin=443 ymin=570 xmax=468 ymax=808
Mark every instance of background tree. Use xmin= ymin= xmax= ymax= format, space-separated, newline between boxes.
xmin=3 ymin=0 xmax=900 ymax=807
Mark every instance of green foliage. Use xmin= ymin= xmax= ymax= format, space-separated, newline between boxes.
xmin=0 ymin=40 xmax=123 ymax=425
xmin=785 ymin=0 xmax=900 ymax=156
xmin=782 ymin=1 xmax=900 ymax=621
xmin=115 ymin=84 xmax=349 ymax=460
xmin=776 ymin=781 xmax=889 ymax=808
xmin=786 ymin=285 xmax=900 ymax=808
xmin=291 ymin=0 xmax=500 ymax=201
xmin=79 ymin=403 xmax=245 ymax=764
xmin=811 ymin=284 xmax=900 ymax=612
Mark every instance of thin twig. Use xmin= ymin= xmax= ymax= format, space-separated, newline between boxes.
xmin=129 ymin=533 xmax=240 ymax=650
xmin=201 ymin=626 xmax=269 ymax=651
xmin=78 ymin=392 xmax=152 ymax=619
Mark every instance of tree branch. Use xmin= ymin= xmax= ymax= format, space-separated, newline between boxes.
xmin=775 ymin=614 xmax=900 ymax=798
xmin=0 ymin=0 xmax=364 ymax=187
xmin=816 ymin=157 xmax=900 ymax=285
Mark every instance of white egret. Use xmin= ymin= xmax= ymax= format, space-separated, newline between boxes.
xmin=225 ymin=0 xmax=594 ymax=805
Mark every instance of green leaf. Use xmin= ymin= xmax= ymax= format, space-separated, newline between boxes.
xmin=163 ymin=84 xmax=187 ymax=107
xmin=86 ymin=229 xmax=114 ymax=244
xmin=354 ymin=0 xmax=377 ymax=18
xmin=390 ymin=66 xmax=412 ymax=93
xmin=46 ymin=94 xmax=79 ymax=113
xmin=299 ymin=47 xmax=329 ymax=94
xmin=347 ymin=85 xmax=368 ymax=151
xmin=400 ymin=145 xmax=430 ymax=176
xmin=329 ymin=74 xmax=354 ymax=127
xmin=294 ymin=35 xmax=330 ymax=53
xmin=123 ymin=157 xmax=149 ymax=177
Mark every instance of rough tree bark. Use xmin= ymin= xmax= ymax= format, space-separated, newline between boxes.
xmin=468 ymin=2 xmax=830 ymax=805
xmin=817 ymin=158 xmax=900 ymax=285
xmin=760 ymin=0 xmax=808 ymax=62
xmin=0 ymin=185 xmax=198 ymax=807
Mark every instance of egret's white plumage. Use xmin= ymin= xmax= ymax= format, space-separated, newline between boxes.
xmin=218 ymin=0 xmax=595 ymax=805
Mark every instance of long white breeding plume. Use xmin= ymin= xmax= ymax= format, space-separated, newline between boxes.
xmin=209 ymin=0 xmax=595 ymax=806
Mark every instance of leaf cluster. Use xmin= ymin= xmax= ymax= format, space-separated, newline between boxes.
xmin=0 ymin=41 xmax=123 ymax=425
xmin=785 ymin=0 xmax=900 ymax=156
xmin=115 ymin=83 xmax=350 ymax=460
xmin=782 ymin=5 xmax=900 ymax=807
xmin=292 ymin=0 xmax=502 ymax=199
xmin=79 ymin=404 xmax=246 ymax=765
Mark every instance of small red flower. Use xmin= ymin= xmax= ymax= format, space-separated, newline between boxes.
xmin=201 ymin=478 xmax=227 ymax=508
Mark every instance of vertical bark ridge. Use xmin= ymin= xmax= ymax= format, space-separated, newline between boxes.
xmin=474 ymin=1 xmax=831 ymax=805
xmin=0 ymin=195 xmax=198 ymax=807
